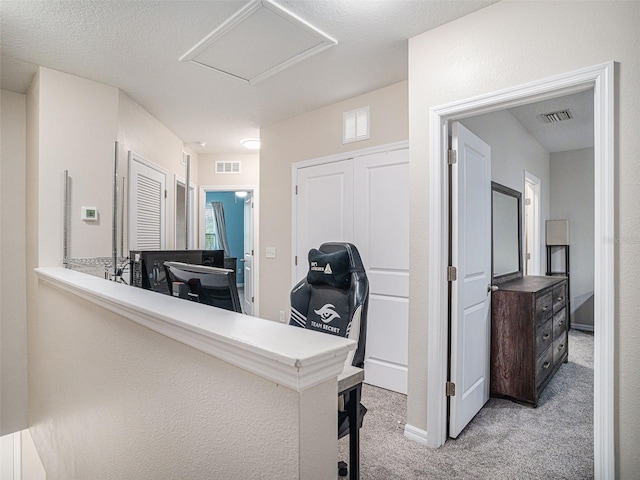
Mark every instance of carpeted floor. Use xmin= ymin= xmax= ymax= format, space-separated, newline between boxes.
xmin=339 ymin=329 xmax=594 ymax=479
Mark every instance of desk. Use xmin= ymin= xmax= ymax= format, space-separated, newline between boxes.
xmin=338 ymin=366 xmax=364 ymax=480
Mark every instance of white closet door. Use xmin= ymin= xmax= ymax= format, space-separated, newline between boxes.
xmin=129 ymin=152 xmax=166 ymax=251
xmin=354 ymin=149 xmax=410 ymax=394
xmin=295 ymin=159 xmax=354 ymax=282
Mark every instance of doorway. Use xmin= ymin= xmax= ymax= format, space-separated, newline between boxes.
xmin=200 ymin=185 xmax=258 ymax=316
xmin=424 ymin=62 xmax=614 ymax=477
xmin=524 ymin=172 xmax=541 ymax=276
xmin=175 ymin=175 xmax=196 ymax=250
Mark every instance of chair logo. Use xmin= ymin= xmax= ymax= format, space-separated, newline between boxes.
xmin=324 ymin=263 xmax=332 ymax=274
xmin=314 ymin=304 xmax=341 ymax=323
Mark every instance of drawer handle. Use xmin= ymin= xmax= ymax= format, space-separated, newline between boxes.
xmin=542 ymin=334 xmax=550 ymax=340
xmin=558 ymin=344 xmax=565 ymax=351
xmin=542 ymin=306 xmax=549 ymax=311
xmin=558 ymin=296 xmax=564 ymax=301
xmin=542 ymin=362 xmax=551 ymax=369
xmin=558 ymin=320 xmax=564 ymax=326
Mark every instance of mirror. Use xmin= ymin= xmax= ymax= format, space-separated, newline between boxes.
xmin=492 ymin=182 xmax=523 ymax=283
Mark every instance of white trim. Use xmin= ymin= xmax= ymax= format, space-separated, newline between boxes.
xmin=524 ymin=171 xmax=542 ymax=276
xmin=13 ymin=431 xmax=21 ymax=480
xmin=174 ymin=175 xmax=198 ymax=249
xmin=291 ymin=140 xmax=409 ymax=284
xmin=36 ymin=267 xmax=353 ymax=392
xmin=426 ymin=62 xmax=614 ymax=479
xmin=403 ymin=424 xmax=429 ymax=445
xmin=199 ymin=184 xmax=259 ymax=316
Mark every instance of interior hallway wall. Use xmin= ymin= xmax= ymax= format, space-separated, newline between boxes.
xmin=550 ymin=147 xmax=595 ymax=330
xmin=1 ymin=89 xmax=28 ymax=435
xmin=408 ymin=2 xmax=640 ymax=475
xmin=259 ymin=80 xmax=408 ymax=322
xmin=460 ymin=110 xmax=551 ymax=270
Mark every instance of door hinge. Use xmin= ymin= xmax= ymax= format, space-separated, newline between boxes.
xmin=295 ymin=185 xmax=298 ymax=195
xmin=164 ymin=189 xmax=168 ymax=198
xmin=448 ymin=150 xmax=457 ymax=165
xmin=446 ymin=381 xmax=456 ymax=397
xmin=251 ymin=249 xmax=254 ymax=256
xmin=251 ymin=296 xmax=254 ymax=303
xmin=295 ymin=255 xmax=298 ymax=266
xmin=447 ymin=266 xmax=457 ymax=282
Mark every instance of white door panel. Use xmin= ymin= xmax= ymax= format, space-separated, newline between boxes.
xmin=449 ymin=122 xmax=492 ymax=438
xmin=243 ymin=195 xmax=254 ymax=316
xmin=354 ymin=149 xmax=409 ymax=393
xmin=296 ymin=160 xmax=354 ymax=281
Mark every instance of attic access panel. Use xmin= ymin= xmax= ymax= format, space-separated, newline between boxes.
xmin=179 ymin=0 xmax=337 ymax=85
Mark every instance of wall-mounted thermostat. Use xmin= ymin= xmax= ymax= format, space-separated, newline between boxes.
xmin=81 ymin=206 xmax=98 ymax=222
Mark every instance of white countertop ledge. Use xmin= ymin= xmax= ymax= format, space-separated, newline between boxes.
xmin=36 ymin=267 xmax=355 ymax=392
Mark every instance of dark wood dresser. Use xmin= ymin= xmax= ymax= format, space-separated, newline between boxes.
xmin=491 ymin=275 xmax=568 ymax=407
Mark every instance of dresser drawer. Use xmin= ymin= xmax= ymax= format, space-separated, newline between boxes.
xmin=536 ymin=319 xmax=553 ymax=356
xmin=553 ymin=333 xmax=568 ymax=364
xmin=553 ymin=283 xmax=567 ymax=313
xmin=536 ymin=345 xmax=553 ymax=388
xmin=536 ymin=292 xmax=553 ymax=325
xmin=553 ymin=308 xmax=567 ymax=339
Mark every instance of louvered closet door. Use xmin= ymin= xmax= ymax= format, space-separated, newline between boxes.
xmin=129 ymin=153 xmax=166 ymax=250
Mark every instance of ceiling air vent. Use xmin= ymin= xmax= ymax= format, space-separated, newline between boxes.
xmin=343 ymin=106 xmax=370 ymax=144
xmin=215 ymin=161 xmax=241 ymax=174
xmin=540 ymin=109 xmax=573 ymax=123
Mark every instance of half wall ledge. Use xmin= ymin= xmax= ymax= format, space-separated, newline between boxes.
xmin=35 ymin=267 xmax=355 ymax=392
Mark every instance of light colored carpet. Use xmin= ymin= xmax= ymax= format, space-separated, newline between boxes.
xmin=339 ymin=329 xmax=594 ymax=479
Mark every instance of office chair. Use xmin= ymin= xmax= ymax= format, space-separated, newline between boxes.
xmin=289 ymin=242 xmax=369 ymax=478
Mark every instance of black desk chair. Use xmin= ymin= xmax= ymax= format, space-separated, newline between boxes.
xmin=289 ymin=242 xmax=369 ymax=479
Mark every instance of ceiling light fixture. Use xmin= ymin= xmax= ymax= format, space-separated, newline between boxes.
xmin=235 ymin=191 xmax=248 ymax=198
xmin=241 ymin=138 xmax=261 ymax=150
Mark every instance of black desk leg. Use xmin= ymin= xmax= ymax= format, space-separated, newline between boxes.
xmin=348 ymin=384 xmax=361 ymax=480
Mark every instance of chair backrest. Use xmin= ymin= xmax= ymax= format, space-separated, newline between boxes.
xmin=289 ymin=242 xmax=369 ymax=369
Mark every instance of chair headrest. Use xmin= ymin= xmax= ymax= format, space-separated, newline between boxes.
xmin=307 ymin=248 xmax=351 ymax=290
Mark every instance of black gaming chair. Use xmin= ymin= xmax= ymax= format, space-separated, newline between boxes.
xmin=289 ymin=242 xmax=369 ymax=477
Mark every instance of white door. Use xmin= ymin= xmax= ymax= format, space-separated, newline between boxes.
xmin=354 ymin=149 xmax=410 ymax=394
xmin=449 ymin=122 xmax=492 ymax=438
xmin=129 ymin=152 xmax=166 ymax=250
xmin=295 ymin=159 xmax=354 ymax=281
xmin=243 ymin=194 xmax=254 ymax=316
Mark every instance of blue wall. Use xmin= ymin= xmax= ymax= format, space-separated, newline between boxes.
xmin=206 ymin=191 xmax=245 ymax=284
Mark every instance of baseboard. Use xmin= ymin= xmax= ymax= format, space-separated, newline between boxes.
xmin=571 ymin=323 xmax=594 ymax=332
xmin=404 ymin=424 xmax=429 ymax=445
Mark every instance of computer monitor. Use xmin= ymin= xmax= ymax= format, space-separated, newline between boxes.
xmin=130 ymin=250 xmax=224 ymax=294
xmin=164 ymin=261 xmax=243 ymax=313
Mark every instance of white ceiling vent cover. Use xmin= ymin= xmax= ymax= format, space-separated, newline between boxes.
xmin=179 ymin=0 xmax=337 ymax=85
xmin=215 ymin=161 xmax=242 ymax=174
xmin=540 ymin=109 xmax=573 ymax=123
xmin=343 ymin=106 xmax=370 ymax=144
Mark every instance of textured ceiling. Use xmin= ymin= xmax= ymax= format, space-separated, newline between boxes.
xmin=0 ymin=0 xmax=496 ymax=154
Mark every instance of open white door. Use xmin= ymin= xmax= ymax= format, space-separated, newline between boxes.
xmin=449 ymin=122 xmax=492 ymax=438
xmin=243 ymin=194 xmax=254 ymax=316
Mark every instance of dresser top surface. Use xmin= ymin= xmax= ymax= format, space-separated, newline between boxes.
xmin=497 ymin=275 xmax=567 ymax=293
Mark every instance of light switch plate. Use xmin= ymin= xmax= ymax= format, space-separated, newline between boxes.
xmin=265 ymin=247 xmax=277 ymax=258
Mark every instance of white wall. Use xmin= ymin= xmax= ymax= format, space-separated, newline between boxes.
xmin=408 ymin=2 xmax=640 ymax=475
xmin=460 ymin=110 xmax=550 ymax=270
xmin=198 ymin=153 xmax=259 ymax=187
xmin=117 ymin=91 xmax=199 ymax=252
xmin=550 ymin=148 xmax=594 ymax=329
xmin=1 ymin=89 xmax=28 ymax=435
xmin=259 ymin=80 xmax=408 ymax=322
xmin=28 ymin=280 xmax=334 ymax=479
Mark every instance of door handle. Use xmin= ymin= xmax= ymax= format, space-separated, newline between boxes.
xmin=488 ymin=284 xmax=499 ymax=293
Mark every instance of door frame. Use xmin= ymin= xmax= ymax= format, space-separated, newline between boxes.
xmin=199 ymin=184 xmax=259 ymax=316
xmin=425 ymin=62 xmax=614 ymax=477
xmin=174 ymin=174 xmax=197 ymax=249
xmin=523 ymin=171 xmax=542 ymax=276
